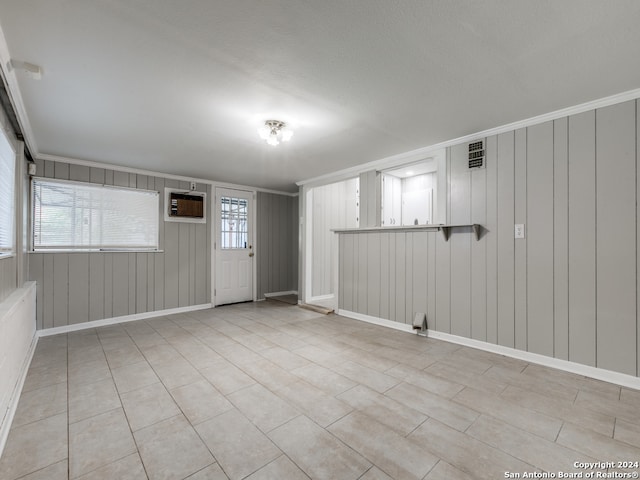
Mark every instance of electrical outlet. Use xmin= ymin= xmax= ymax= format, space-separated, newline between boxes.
xmin=514 ymin=224 xmax=525 ymax=239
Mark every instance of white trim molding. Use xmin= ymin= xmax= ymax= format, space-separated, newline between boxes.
xmin=337 ymin=309 xmax=640 ymax=391
xmin=38 ymin=303 xmax=213 ymax=337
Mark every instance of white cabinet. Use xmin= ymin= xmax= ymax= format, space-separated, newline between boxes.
xmin=382 ymin=174 xmax=402 ymax=226
xmin=383 ymin=173 xmax=434 ymax=226
xmin=402 ymin=188 xmax=432 ymax=225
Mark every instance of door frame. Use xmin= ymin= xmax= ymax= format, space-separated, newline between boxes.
xmin=211 ymin=187 xmax=257 ymax=306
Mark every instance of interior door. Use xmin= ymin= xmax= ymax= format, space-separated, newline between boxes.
xmin=215 ymin=188 xmax=254 ymax=305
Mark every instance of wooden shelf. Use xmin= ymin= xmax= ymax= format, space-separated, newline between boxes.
xmin=333 ymin=224 xmax=481 ymax=241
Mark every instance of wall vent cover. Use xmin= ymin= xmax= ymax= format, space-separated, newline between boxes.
xmin=468 ymin=140 xmax=485 ymax=169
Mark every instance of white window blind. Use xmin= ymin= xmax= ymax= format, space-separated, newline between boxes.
xmin=0 ymin=128 xmax=15 ymax=256
xmin=32 ymin=178 xmax=159 ymax=251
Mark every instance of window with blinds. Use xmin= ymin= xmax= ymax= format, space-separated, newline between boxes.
xmin=32 ymin=178 xmax=159 ymax=251
xmin=0 ymin=128 xmax=15 ymax=258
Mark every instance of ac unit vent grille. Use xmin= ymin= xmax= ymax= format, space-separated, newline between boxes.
xmin=468 ymin=140 xmax=485 ymax=169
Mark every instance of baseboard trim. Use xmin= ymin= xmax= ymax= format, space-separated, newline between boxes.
xmin=338 ymin=310 xmax=415 ymax=334
xmin=38 ymin=303 xmax=213 ymax=337
xmin=337 ymin=309 xmax=640 ymax=390
xmin=0 ymin=331 xmax=38 ymax=460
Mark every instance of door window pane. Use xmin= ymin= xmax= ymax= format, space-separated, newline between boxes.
xmin=220 ymin=196 xmax=248 ymax=249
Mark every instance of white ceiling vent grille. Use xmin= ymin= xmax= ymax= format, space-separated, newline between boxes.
xmin=468 ymin=140 xmax=485 ymax=169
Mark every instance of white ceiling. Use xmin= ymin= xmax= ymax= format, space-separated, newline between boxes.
xmin=0 ymin=1 xmax=639 ymax=192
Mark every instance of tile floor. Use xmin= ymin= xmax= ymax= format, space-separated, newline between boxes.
xmin=1 ymin=301 xmax=640 ymax=480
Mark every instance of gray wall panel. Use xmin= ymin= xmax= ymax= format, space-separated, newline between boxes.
xmin=255 ymin=192 xmax=297 ymax=298
xmin=43 ymin=254 xmax=54 ymax=329
xmin=356 ymin=233 xmax=368 ymax=313
xmin=89 ymin=254 xmax=105 ymax=321
xmin=154 ymin=177 xmax=165 ymax=312
xmin=89 ymin=167 xmax=105 ymax=184
xmin=404 ymin=233 xmax=413 ymax=325
xmin=471 ymin=167 xmax=487 ymax=341
xmin=412 ymin=232 xmax=428 ymax=325
xmin=388 ymin=232 xmax=397 ymax=321
xmin=514 ymin=128 xmax=527 ymax=351
xmin=568 ymin=110 xmax=597 ymax=367
xmin=526 ymin=121 xmax=554 ymax=357
xmin=128 ymin=253 xmax=136 ymax=314
xmin=52 ymin=254 xmax=68 ymax=327
xmin=178 ymin=224 xmax=190 ymax=307
xmin=136 ymin=253 xmax=147 ymax=314
xmin=69 ymin=164 xmax=90 ymax=182
xmin=497 ymin=131 xmax=515 ymax=348
xmin=379 ymin=232 xmax=390 ymax=320
xmin=164 ymin=221 xmax=180 ymax=309
xmin=103 ymin=253 xmax=113 ymax=319
xmin=113 ymin=170 xmax=128 ymax=187
xmin=44 ymin=159 xmax=54 ymax=178
xmin=367 ymin=233 xmax=381 ymax=318
xmin=394 ymin=233 xmax=406 ymax=323
xmin=427 ymin=232 xmax=436 ymax=330
xmin=434 ymin=232 xmax=450 ymax=333
xmin=450 ymin=143 xmax=471 ymax=337
xmin=596 ymin=101 xmax=636 ymax=375
xmin=195 ymin=224 xmax=207 ymax=305
xmin=112 ymin=253 xmax=129 ymax=317
xmin=68 ymin=253 xmax=89 ymax=325
xmin=54 ymin=161 xmax=69 ymax=180
xmin=342 ymin=234 xmax=354 ymax=311
xmin=485 ymin=135 xmax=498 ymax=344
xmin=553 ymin=118 xmax=569 ymax=360
xmin=450 ymin=231 xmax=471 ymax=337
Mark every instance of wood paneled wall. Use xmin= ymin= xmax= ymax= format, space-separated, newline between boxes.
xmin=256 ymin=192 xmax=298 ymax=298
xmin=29 ymin=159 xmax=211 ymax=329
xmin=359 ymin=170 xmax=380 ymax=228
xmin=339 ymin=99 xmax=640 ymax=378
xmin=0 ymin=256 xmax=16 ymax=303
xmin=311 ymin=179 xmax=358 ymax=297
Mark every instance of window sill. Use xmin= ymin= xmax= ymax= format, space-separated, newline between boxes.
xmin=0 ymin=253 xmax=16 ymax=260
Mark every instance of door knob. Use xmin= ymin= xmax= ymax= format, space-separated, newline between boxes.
xmin=249 ymin=252 xmax=254 ymax=257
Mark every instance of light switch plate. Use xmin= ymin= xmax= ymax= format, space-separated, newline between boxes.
xmin=514 ymin=224 xmax=525 ymax=239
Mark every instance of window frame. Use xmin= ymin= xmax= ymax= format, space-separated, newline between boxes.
xmin=30 ymin=177 xmax=161 ymax=253
xmin=0 ymin=126 xmax=16 ymax=260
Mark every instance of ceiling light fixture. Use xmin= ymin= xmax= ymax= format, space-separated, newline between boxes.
xmin=258 ymin=120 xmax=293 ymax=146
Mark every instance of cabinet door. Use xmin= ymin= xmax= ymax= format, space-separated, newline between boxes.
xmin=382 ymin=175 xmax=394 ymax=225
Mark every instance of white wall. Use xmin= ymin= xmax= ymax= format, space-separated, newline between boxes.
xmin=310 ymin=178 xmax=358 ymax=298
xmin=0 ymin=283 xmax=36 ymax=457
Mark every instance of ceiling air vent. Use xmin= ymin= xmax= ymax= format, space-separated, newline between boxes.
xmin=468 ymin=140 xmax=485 ymax=169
